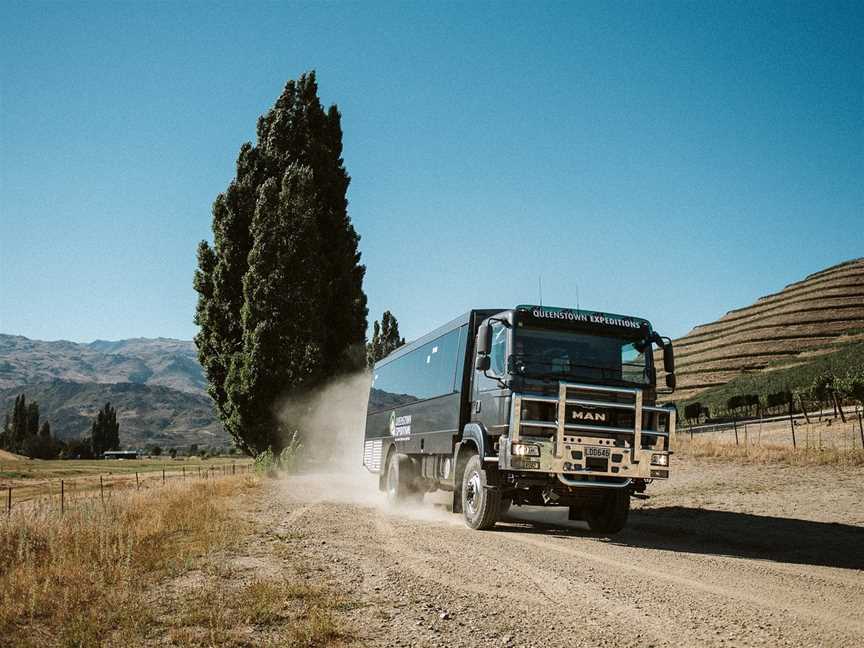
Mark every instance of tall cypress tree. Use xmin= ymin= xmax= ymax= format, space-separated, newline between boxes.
xmin=26 ymin=402 xmax=39 ymax=438
xmin=367 ymin=311 xmax=406 ymax=366
xmin=11 ymin=395 xmax=28 ymax=452
xmin=91 ymin=403 xmax=120 ymax=456
xmin=194 ymin=72 xmax=367 ymax=454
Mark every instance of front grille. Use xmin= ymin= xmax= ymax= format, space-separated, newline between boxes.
xmin=513 ymin=381 xmax=676 ymax=458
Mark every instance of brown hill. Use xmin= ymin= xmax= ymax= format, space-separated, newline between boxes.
xmin=0 ymin=449 xmax=26 ymax=462
xmin=662 ymin=257 xmax=864 ymax=402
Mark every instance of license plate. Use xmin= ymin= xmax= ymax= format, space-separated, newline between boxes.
xmin=586 ymin=446 xmax=610 ymax=458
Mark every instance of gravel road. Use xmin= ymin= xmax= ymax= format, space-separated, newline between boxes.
xmin=264 ymin=456 xmax=864 ymax=647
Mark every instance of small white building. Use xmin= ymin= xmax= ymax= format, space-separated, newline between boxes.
xmin=103 ymin=450 xmax=139 ymax=460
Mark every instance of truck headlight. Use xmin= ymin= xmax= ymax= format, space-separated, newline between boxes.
xmin=651 ymin=453 xmax=669 ymax=467
xmin=512 ymin=443 xmax=540 ymax=457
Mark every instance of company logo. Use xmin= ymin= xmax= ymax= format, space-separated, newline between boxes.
xmin=389 ymin=411 xmax=412 ymax=438
xmin=572 ymin=409 xmax=607 ymax=422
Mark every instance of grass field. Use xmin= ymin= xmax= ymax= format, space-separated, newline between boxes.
xmin=0 ymin=456 xmax=254 ymax=506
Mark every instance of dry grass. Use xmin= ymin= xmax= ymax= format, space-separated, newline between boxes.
xmin=0 ymin=476 xmax=253 ymax=646
xmin=0 ymin=472 xmax=351 ymax=648
xmin=674 ymin=433 xmax=864 ymax=466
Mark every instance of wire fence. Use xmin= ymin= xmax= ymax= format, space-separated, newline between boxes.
xmin=679 ymin=405 xmax=864 ymax=450
xmin=3 ymin=462 xmax=255 ymax=516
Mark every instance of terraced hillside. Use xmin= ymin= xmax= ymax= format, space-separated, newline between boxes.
xmin=662 ymin=258 xmax=864 ymax=402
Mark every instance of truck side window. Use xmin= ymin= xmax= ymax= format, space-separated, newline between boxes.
xmin=490 ymin=322 xmax=506 ymax=376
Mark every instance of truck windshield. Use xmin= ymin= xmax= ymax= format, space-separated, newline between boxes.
xmin=510 ymin=327 xmax=650 ymax=386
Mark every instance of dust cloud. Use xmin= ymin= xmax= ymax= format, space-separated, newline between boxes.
xmin=274 ymin=371 xmax=460 ymax=526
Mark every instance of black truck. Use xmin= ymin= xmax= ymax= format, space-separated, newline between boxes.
xmin=363 ymin=305 xmax=676 ymax=532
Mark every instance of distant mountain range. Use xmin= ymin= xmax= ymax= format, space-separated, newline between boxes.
xmin=0 ymin=335 xmax=228 ymax=449
xmin=0 ymin=335 xmax=206 ymax=395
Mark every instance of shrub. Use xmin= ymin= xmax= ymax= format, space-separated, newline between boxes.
xmin=254 ymin=432 xmax=304 ymax=478
xmin=278 ymin=431 xmax=303 ymax=473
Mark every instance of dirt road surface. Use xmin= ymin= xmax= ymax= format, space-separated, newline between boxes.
xmin=254 ymin=456 xmax=864 ymax=647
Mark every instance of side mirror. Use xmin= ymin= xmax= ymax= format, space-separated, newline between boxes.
xmin=665 ymin=373 xmax=676 ymax=390
xmin=476 ymin=323 xmax=492 ymax=355
xmin=662 ymin=341 xmax=675 ymax=374
xmin=475 ymin=355 xmax=491 ymax=371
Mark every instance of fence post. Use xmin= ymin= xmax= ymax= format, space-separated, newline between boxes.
xmin=800 ymin=396 xmax=811 ymax=425
xmin=182 ymin=466 xmax=185 ymax=480
xmin=233 ymin=462 xmax=236 ymax=475
xmin=858 ymin=407 xmax=864 ymax=450
xmin=61 ymin=480 xmax=64 ymax=516
xmin=835 ymin=395 xmax=847 ymax=423
xmin=198 ymin=467 xmax=201 ymax=479
xmin=100 ymin=476 xmax=105 ymax=505
xmin=733 ymin=418 xmax=739 ymax=446
xmin=162 ymin=468 xmax=165 ymax=484
xmin=788 ymin=406 xmax=797 ymax=449
xmin=136 ymin=472 xmax=139 ymax=490
xmin=7 ymin=486 xmax=11 ymax=515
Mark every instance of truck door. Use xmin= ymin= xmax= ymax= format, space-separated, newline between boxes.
xmin=471 ymin=321 xmax=510 ymax=435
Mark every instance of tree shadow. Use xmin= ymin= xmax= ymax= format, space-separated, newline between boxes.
xmin=497 ymin=506 xmax=864 ymax=570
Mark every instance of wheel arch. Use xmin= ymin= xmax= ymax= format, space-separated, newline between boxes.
xmin=452 ymin=423 xmax=491 ymax=513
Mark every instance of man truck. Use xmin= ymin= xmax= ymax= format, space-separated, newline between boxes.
xmin=363 ymin=305 xmax=676 ymax=532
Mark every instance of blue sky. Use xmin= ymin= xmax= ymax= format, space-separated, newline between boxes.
xmin=1 ymin=1 xmax=862 ymax=344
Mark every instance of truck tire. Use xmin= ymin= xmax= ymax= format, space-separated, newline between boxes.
xmin=461 ymin=454 xmax=501 ymax=530
xmin=585 ymin=490 xmax=630 ymax=534
xmin=385 ymin=453 xmax=417 ymax=505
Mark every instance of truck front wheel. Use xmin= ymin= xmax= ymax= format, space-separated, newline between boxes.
xmin=585 ymin=490 xmax=630 ymax=534
xmin=461 ymin=454 xmax=501 ymax=530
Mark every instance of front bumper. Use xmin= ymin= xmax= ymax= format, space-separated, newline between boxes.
xmin=496 ymin=382 xmax=674 ymax=486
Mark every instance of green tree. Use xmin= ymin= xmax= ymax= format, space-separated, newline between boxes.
xmin=1 ymin=395 xmax=39 ymax=454
xmin=367 ymin=310 xmax=406 ymax=366
xmin=91 ymin=403 xmax=120 ymax=456
xmin=39 ymin=421 xmax=51 ymax=439
xmin=26 ymin=401 xmax=39 ymax=438
xmin=11 ymin=395 xmax=29 ymax=452
xmin=0 ymin=413 xmax=9 ymax=450
xmin=151 ymin=445 xmax=163 ymax=457
xmin=194 ymin=71 xmax=367 ymax=454
xmin=169 ymin=447 xmax=178 ymax=459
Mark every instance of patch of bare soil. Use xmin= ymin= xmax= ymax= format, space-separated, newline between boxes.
xmin=253 ymin=456 xmax=864 ymax=647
